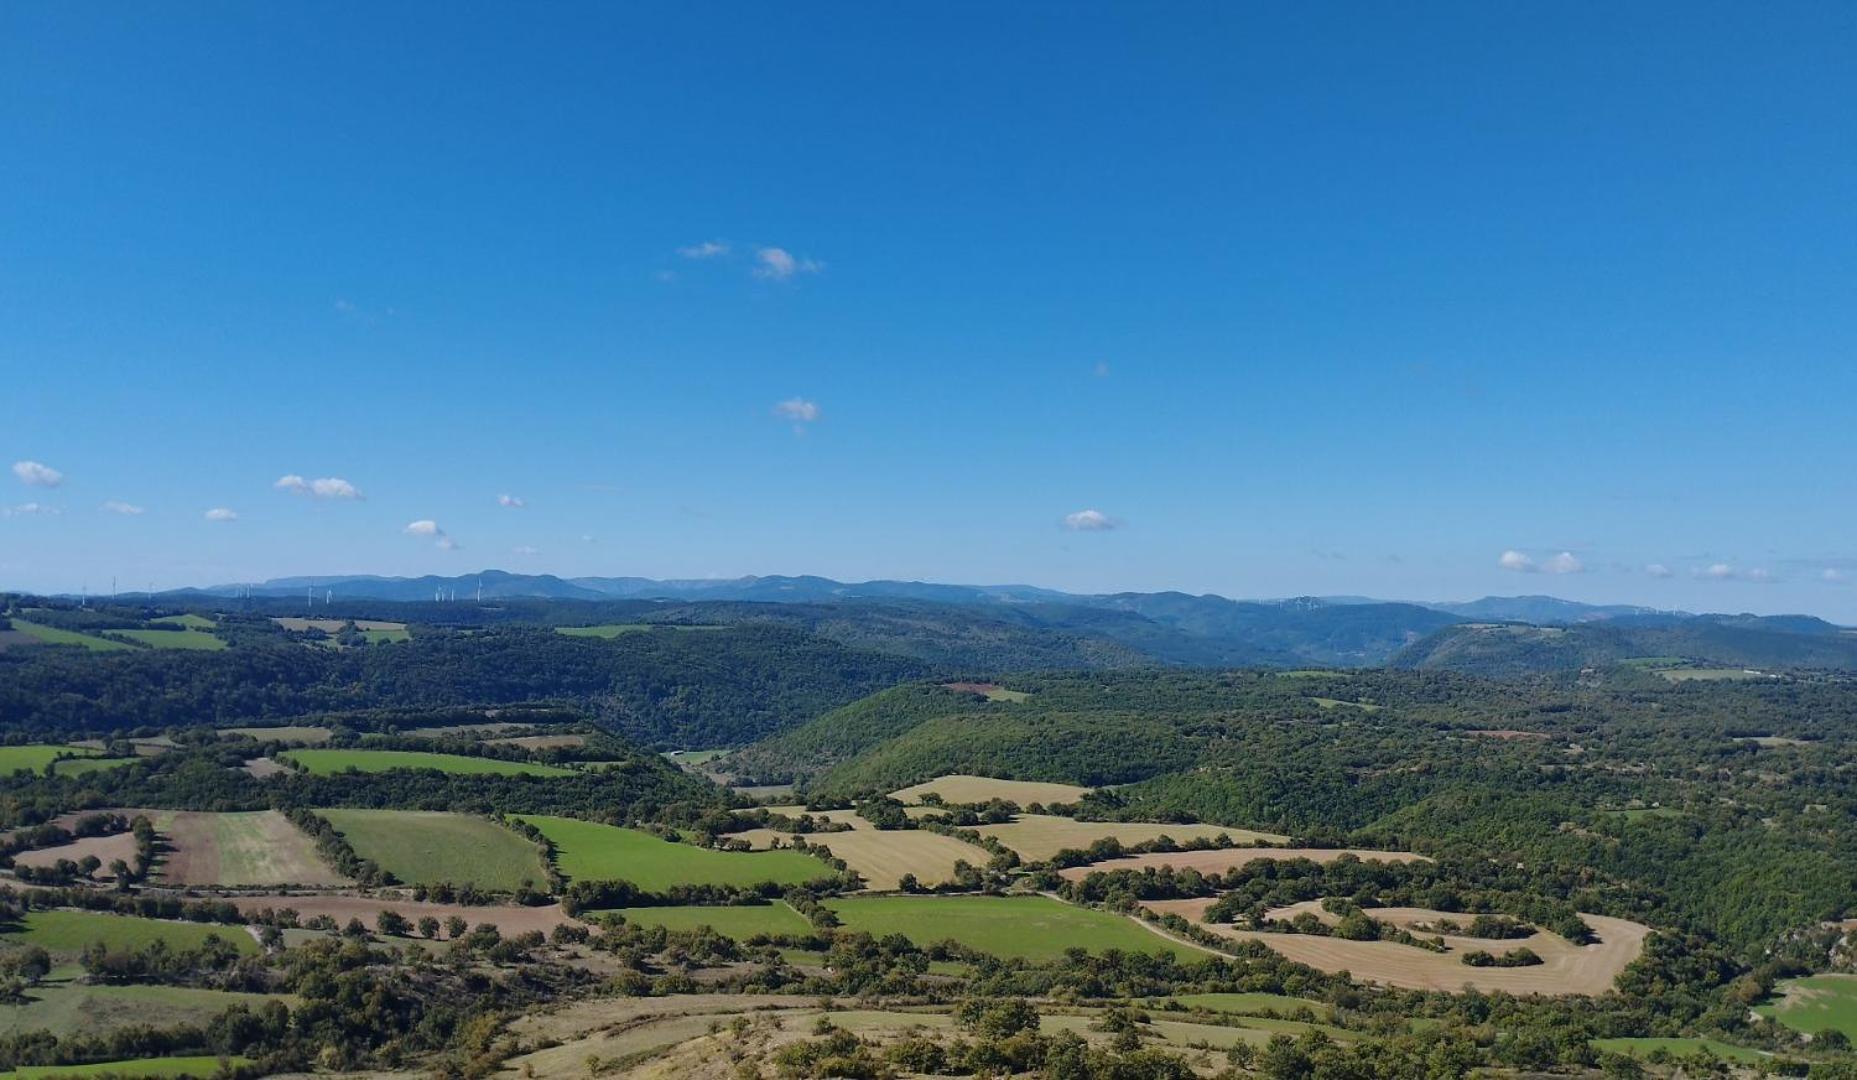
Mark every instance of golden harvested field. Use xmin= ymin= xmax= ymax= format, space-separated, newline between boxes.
xmin=1060 ymin=846 xmax=1427 ymax=881
xmin=1143 ymin=898 xmax=1650 ymax=995
xmin=973 ymin=814 xmax=1287 ymax=862
xmin=12 ymin=832 xmax=141 ymax=877
xmin=152 ymin=810 xmax=349 ymax=887
xmin=890 ymin=774 xmax=1093 ymax=805
xmin=729 ymin=807 xmax=993 ymax=891
xmin=229 ymin=894 xmax=579 ymax=936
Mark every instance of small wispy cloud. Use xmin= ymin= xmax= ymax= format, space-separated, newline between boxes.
xmin=512 ymin=544 xmax=541 ymax=557
xmin=773 ymin=398 xmax=821 ymax=424
xmin=1645 ymin=563 xmax=1674 ymax=578
xmin=1541 ymin=551 xmax=1583 ymax=575
xmin=100 ymin=500 xmax=144 ymax=516
xmin=3 ymin=502 xmax=57 ymax=517
xmin=753 ymin=247 xmax=823 ymax=281
xmin=204 ymin=508 xmax=238 ymax=522
xmin=678 ymin=240 xmax=729 ymax=259
xmin=404 ymin=519 xmax=458 ymax=550
xmin=1499 ymin=549 xmax=1581 ymax=574
xmin=12 ymin=461 xmax=63 ymax=488
xmin=275 ymin=475 xmax=364 ymax=500
xmin=1826 ymin=569 xmax=1849 ymax=584
xmin=1093 ymin=361 xmax=1111 ymax=378
xmin=1693 ymin=562 xmax=1777 ymax=582
xmin=1745 ymin=568 xmax=1777 ymax=584
xmin=1064 ymin=509 xmax=1118 ymax=531
xmin=497 ymin=493 xmax=526 ymax=509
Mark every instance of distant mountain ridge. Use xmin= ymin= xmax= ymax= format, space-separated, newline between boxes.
xmin=161 ymin=570 xmax=1854 ymax=673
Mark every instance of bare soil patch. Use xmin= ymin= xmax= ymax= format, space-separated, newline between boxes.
xmin=891 ymin=775 xmax=1092 ymax=805
xmin=12 ymin=832 xmax=141 ymax=878
xmin=976 ymin=814 xmax=1286 ymax=862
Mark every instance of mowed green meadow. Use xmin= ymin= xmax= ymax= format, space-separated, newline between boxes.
xmin=5 ymin=910 xmax=258 ymax=956
xmin=517 ymin=815 xmax=835 ymax=890
xmin=110 ymin=629 xmax=226 ymax=651
xmin=280 ymin=748 xmax=577 ymax=777
xmin=0 ymin=983 xmax=281 ymax=1038
xmin=556 ymin=624 xmax=727 ymax=638
xmin=823 ymin=895 xmax=1203 ymax=962
xmin=1755 ymin=974 xmax=1857 ymax=1040
xmin=318 ymin=810 xmax=549 ymax=890
xmin=601 ymin=903 xmax=812 ymax=937
xmin=0 ymin=1055 xmax=252 ymax=1080
xmin=50 ymin=757 xmax=138 ymax=777
xmin=8 ymin=620 xmax=131 ymax=652
xmin=0 ymin=745 xmax=96 ymax=775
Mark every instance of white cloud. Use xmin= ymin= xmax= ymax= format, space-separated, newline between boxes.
xmin=678 ymin=240 xmax=729 ymax=259
xmin=773 ymin=398 xmax=821 ymax=424
xmin=1645 ymin=563 xmax=1673 ymax=578
xmin=1542 ymin=551 xmax=1584 ymax=575
xmin=1826 ymin=569 xmax=1849 ymax=584
xmin=497 ymin=494 xmax=526 ymax=509
xmin=1498 ymin=550 xmax=1535 ymax=572
xmin=275 ymin=474 xmax=363 ymax=500
xmin=512 ymin=545 xmax=541 ymax=556
xmin=1064 ymin=509 xmax=1118 ymax=531
xmin=100 ymin=500 xmax=144 ymax=515
xmin=1699 ymin=563 xmax=1735 ymax=580
xmin=1746 ymin=568 xmax=1776 ymax=584
xmin=753 ymin=247 xmax=822 ymax=281
xmin=12 ymin=460 xmax=63 ymax=487
xmin=404 ymin=519 xmax=457 ymax=549
xmin=3 ymin=502 xmax=56 ymax=517
xmin=204 ymin=508 xmax=238 ymax=522
xmin=1093 ymin=361 xmax=1111 ymax=378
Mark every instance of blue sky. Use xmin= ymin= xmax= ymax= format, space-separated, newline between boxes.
xmin=4 ymin=4 xmax=1856 ymax=616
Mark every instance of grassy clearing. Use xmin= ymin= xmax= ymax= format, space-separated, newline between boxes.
xmin=599 ymin=903 xmax=812 ymax=938
xmin=1604 ymin=807 xmax=1686 ymax=822
xmin=517 ymin=815 xmax=833 ymax=890
xmin=0 ymin=746 xmax=96 ymax=776
xmin=890 ymin=775 xmax=1093 ymax=805
xmin=663 ymin=749 xmax=730 ymax=765
xmin=280 ymin=748 xmax=576 ymax=777
xmin=110 ymin=629 xmax=226 ymax=651
xmin=1658 ymin=667 xmax=1771 ymax=682
xmin=1591 ymin=1037 xmax=1767 ymax=1063
xmin=557 ymin=624 xmax=726 ymax=639
xmin=974 ymin=814 xmax=1285 ymax=862
xmin=361 ymin=628 xmax=410 ymax=644
xmin=940 ymin=682 xmax=1030 ymax=702
xmin=0 ymin=982 xmax=280 ymax=1038
xmin=824 ymin=895 xmax=1200 ymax=962
xmin=220 ymin=725 xmax=332 ymax=744
xmin=1755 ymin=974 xmax=1857 ymax=1040
xmin=151 ymin=614 xmax=215 ymax=629
xmin=50 ymin=757 xmax=137 ymax=778
xmin=1311 ymin=697 xmax=1381 ymax=712
xmin=1167 ymin=992 xmax=1334 ymax=1020
xmin=9 ymin=621 xmax=130 ymax=652
xmin=0 ymin=1055 xmax=252 ymax=1080
xmin=318 ymin=810 xmax=547 ymax=891
xmin=3 ymin=910 xmax=257 ymax=956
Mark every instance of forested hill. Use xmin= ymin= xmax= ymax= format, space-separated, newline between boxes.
xmin=0 ymin=624 xmax=924 ymax=747
xmin=1393 ymin=618 xmax=1857 ymax=676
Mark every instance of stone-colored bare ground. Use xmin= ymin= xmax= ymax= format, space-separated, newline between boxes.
xmin=1060 ymin=846 xmax=1428 ymax=881
xmin=974 ymin=814 xmax=1287 ymax=862
xmin=242 ymin=757 xmax=288 ymax=779
xmin=154 ymin=811 xmax=350 ymax=887
xmin=890 ymin=775 xmax=1093 ymax=805
xmin=1144 ymin=897 xmax=1650 ymax=995
xmin=12 ymin=832 xmax=141 ymax=877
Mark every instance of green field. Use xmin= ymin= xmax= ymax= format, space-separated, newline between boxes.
xmin=0 ymin=1055 xmax=252 ymax=1080
xmin=151 ymin=614 xmax=216 ymax=629
xmin=517 ymin=815 xmax=834 ymax=890
xmin=663 ymin=749 xmax=730 ymax=765
xmin=1658 ymin=667 xmax=1770 ymax=682
xmin=9 ymin=621 xmax=130 ymax=652
xmin=823 ymin=895 xmax=1202 ymax=962
xmin=360 ymin=627 xmax=411 ymax=644
xmin=280 ymin=748 xmax=577 ymax=777
xmin=1168 ymin=993 xmax=1334 ymax=1020
xmin=0 ymin=746 xmax=96 ymax=776
xmin=1755 ymin=974 xmax=1857 ymax=1040
xmin=599 ymin=903 xmax=812 ymax=937
xmin=0 ymin=982 xmax=280 ymax=1038
xmin=3 ymin=910 xmax=258 ymax=956
xmin=1592 ymin=1037 xmax=1767 ymax=1063
xmin=51 ymin=757 xmax=137 ymax=778
xmin=318 ymin=809 xmax=548 ymax=890
xmin=111 ymin=628 xmax=226 ymax=651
